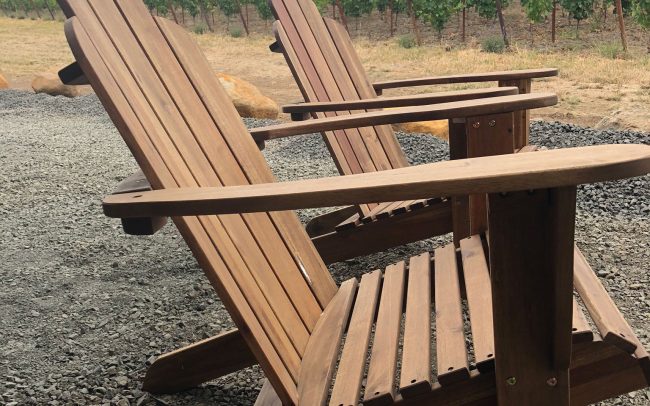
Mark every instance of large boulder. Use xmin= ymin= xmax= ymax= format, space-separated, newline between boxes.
xmin=216 ymin=73 xmax=279 ymax=119
xmin=0 ymin=73 xmax=8 ymax=89
xmin=31 ymin=73 xmax=80 ymax=98
xmin=394 ymin=119 xmax=449 ymax=141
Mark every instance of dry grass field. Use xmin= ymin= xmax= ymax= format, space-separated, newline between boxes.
xmin=1 ymin=14 xmax=649 ymax=130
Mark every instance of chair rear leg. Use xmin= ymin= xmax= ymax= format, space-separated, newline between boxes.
xmin=143 ymin=329 xmax=257 ymax=394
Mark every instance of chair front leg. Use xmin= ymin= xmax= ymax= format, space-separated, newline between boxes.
xmin=487 ymin=187 xmax=576 ymax=406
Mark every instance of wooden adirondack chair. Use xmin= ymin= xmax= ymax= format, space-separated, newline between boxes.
xmin=60 ymin=0 xmax=650 ymax=404
xmin=265 ymin=0 xmax=560 ymax=261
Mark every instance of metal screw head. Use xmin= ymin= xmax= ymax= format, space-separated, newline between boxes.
xmin=546 ymin=377 xmax=558 ymax=387
xmin=472 ymin=122 xmax=480 ymax=128
xmin=506 ymin=376 xmax=517 ymax=386
xmin=488 ymin=120 xmax=497 ymax=127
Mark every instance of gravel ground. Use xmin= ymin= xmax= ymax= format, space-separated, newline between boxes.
xmin=0 ymin=89 xmax=648 ymax=406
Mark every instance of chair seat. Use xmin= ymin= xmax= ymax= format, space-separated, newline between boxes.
xmin=335 ymin=198 xmax=442 ymax=231
xmin=296 ymin=236 xmax=649 ymax=406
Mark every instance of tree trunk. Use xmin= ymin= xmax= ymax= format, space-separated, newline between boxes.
xmin=237 ymin=1 xmax=250 ymax=35
xmin=44 ymin=0 xmax=56 ymax=19
xmin=168 ymin=1 xmax=179 ymax=24
xmin=462 ymin=3 xmax=466 ymax=42
xmin=551 ymin=1 xmax=557 ymax=43
xmin=29 ymin=0 xmax=41 ymax=18
xmin=495 ymin=0 xmax=510 ymax=48
xmin=407 ymin=0 xmax=421 ymax=46
xmin=335 ymin=0 xmax=348 ymax=32
xmin=200 ymin=5 xmax=213 ymax=31
xmin=615 ymin=0 xmax=628 ymax=51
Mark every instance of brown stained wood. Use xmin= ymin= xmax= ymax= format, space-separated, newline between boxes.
xmin=329 ymin=271 xmax=382 ymax=406
xmin=449 ymin=118 xmax=471 ymax=244
xmin=574 ymin=247 xmax=640 ymax=354
xmin=107 ymin=0 xmax=314 ymax=359
xmin=116 ymin=2 xmax=324 ymax=338
xmin=487 ymin=187 xmax=576 ymax=406
xmin=400 ymin=253 xmax=433 ymax=397
xmin=321 ymin=17 xmax=409 ymax=170
xmin=273 ymin=0 xmax=383 ymax=183
xmin=58 ymin=61 xmax=89 ymax=85
xmin=254 ymin=380 xmax=283 ymax=406
xmin=466 ymin=112 xmax=515 ymax=236
xmin=305 ymin=206 xmax=358 ymax=237
xmin=570 ymin=341 xmax=649 ymax=405
xmin=271 ymin=20 xmax=371 ymax=214
xmin=364 ymin=262 xmax=407 ymax=405
xmin=499 ymin=79 xmax=532 ymax=149
xmin=112 ymin=169 xmax=168 ymax=235
xmin=298 ymin=279 xmax=358 ymax=406
xmin=572 ymin=299 xmax=594 ymax=344
xmin=249 ymin=94 xmax=558 ymax=141
xmin=434 ymin=244 xmax=470 ymax=385
xmin=282 ymin=87 xmax=519 ymax=114
xmin=103 ymin=145 xmax=650 ymax=219
xmin=313 ymin=200 xmax=452 ymax=264
xmin=294 ymin=0 xmax=393 ymax=174
xmin=143 ymin=329 xmax=257 ymax=394
xmin=372 ymin=68 xmax=558 ymax=92
xmin=459 ymin=236 xmax=495 ymax=373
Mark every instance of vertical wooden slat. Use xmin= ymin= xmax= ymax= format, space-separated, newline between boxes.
xmin=400 ymin=253 xmax=432 ymax=397
xmin=466 ymin=112 xmax=515 ymax=236
xmin=64 ymin=17 xmax=298 ymax=403
xmin=154 ymin=16 xmax=337 ymax=310
xmin=572 ymin=299 xmax=594 ymax=344
xmin=460 ymin=235 xmax=495 ymax=373
xmin=364 ymin=262 xmax=407 ymax=405
xmin=329 ymin=271 xmax=382 ymax=406
xmin=487 ymin=187 xmax=576 ymax=406
xmin=499 ymin=78 xmax=531 ymax=150
xmin=298 ymin=279 xmax=358 ymax=406
xmin=434 ymin=244 xmax=470 ymax=385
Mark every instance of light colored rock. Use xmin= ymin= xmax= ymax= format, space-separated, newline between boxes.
xmin=31 ymin=73 xmax=80 ymax=98
xmin=216 ymin=72 xmax=279 ymax=119
xmin=0 ymin=73 xmax=8 ymax=89
xmin=394 ymin=119 xmax=449 ymax=141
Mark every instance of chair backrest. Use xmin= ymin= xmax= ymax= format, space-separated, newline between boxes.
xmin=270 ymin=0 xmax=409 ymax=216
xmin=58 ymin=0 xmax=338 ymax=403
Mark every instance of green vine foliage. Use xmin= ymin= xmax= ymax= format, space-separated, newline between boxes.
xmin=466 ymin=0 xmax=510 ymax=19
xmin=559 ymin=0 xmax=594 ymax=21
xmin=633 ymin=0 xmax=650 ymax=29
xmin=413 ymin=0 xmax=460 ymax=35
xmin=521 ymin=0 xmax=554 ymax=22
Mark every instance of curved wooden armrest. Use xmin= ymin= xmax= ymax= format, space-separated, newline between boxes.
xmin=103 ymin=145 xmax=650 ymax=218
xmin=372 ymin=68 xmax=559 ymax=93
xmin=251 ymin=93 xmax=557 ymax=141
xmin=282 ymin=87 xmax=519 ymax=114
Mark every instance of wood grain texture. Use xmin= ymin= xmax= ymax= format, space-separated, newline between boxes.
xmin=249 ymin=94 xmax=557 ymax=141
xmin=103 ymin=145 xmax=650 ymax=218
xmin=434 ymin=244 xmax=470 ymax=385
xmin=328 ymin=271 xmax=382 ymax=406
xmin=372 ymin=68 xmax=558 ymax=92
xmin=487 ymin=187 xmax=576 ymax=406
xmin=365 ymin=262 xmax=406 ymax=405
xmin=298 ymin=279 xmax=358 ymax=406
xmin=281 ymin=87 xmax=518 ymax=113
xmin=400 ymin=253 xmax=432 ymax=397
xmin=574 ymin=247 xmax=642 ymax=355
xmin=143 ymin=329 xmax=257 ymax=394
xmin=460 ymin=235 xmax=495 ymax=373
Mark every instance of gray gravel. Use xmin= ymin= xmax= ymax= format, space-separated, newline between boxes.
xmin=0 ymin=89 xmax=648 ymax=406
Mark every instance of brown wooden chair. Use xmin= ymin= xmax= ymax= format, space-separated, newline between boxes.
xmin=265 ymin=0 xmax=560 ymax=261
xmin=60 ymin=1 xmax=649 ymax=404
